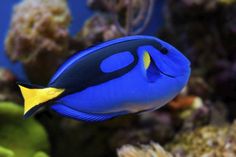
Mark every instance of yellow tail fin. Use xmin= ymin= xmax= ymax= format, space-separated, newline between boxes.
xmin=18 ymin=84 xmax=65 ymax=118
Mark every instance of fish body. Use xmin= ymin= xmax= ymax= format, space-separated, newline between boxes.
xmin=19 ymin=35 xmax=191 ymax=122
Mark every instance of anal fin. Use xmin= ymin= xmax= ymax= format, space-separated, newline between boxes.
xmin=51 ymin=103 xmax=126 ymax=122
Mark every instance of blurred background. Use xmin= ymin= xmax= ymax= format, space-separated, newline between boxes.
xmin=0 ymin=0 xmax=236 ymax=157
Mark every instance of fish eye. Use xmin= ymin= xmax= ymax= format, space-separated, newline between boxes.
xmin=160 ymin=47 xmax=168 ymax=55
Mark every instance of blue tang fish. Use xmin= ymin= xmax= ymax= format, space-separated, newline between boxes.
xmin=18 ymin=35 xmax=191 ymax=122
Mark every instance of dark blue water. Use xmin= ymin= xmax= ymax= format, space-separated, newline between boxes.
xmin=0 ymin=0 xmax=25 ymax=80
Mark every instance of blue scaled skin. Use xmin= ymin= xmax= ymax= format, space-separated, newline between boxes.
xmin=18 ymin=35 xmax=191 ymax=122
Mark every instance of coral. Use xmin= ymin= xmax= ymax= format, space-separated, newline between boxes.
xmin=76 ymin=0 xmax=159 ymax=47
xmin=5 ymin=0 xmax=71 ymax=84
xmin=117 ymin=142 xmax=173 ymax=157
xmin=0 ymin=102 xmax=49 ymax=157
xmin=87 ymin=0 xmax=155 ymax=35
xmin=77 ymin=13 xmax=121 ymax=47
xmin=166 ymin=121 xmax=236 ymax=157
xmin=78 ymin=0 xmax=157 ymax=47
xmin=5 ymin=0 xmax=71 ymax=62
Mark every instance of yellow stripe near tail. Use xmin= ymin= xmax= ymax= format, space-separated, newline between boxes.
xmin=18 ymin=85 xmax=65 ymax=116
xmin=143 ymin=51 xmax=151 ymax=69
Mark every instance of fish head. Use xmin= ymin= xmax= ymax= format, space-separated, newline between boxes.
xmin=136 ymin=37 xmax=191 ymax=103
xmin=138 ymin=37 xmax=190 ymax=80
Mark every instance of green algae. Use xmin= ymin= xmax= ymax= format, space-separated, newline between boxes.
xmin=0 ymin=102 xmax=49 ymax=157
xmin=0 ymin=146 xmax=14 ymax=157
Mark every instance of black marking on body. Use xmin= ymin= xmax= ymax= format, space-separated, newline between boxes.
xmin=49 ymin=38 xmax=166 ymax=95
